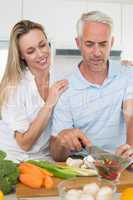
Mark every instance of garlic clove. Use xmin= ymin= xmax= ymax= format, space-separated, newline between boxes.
xmin=83 ymin=183 xmax=100 ymax=197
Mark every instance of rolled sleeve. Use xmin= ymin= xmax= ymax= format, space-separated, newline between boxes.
xmin=1 ymin=89 xmax=30 ymax=134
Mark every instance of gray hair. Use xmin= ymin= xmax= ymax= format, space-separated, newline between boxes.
xmin=76 ymin=11 xmax=113 ymax=37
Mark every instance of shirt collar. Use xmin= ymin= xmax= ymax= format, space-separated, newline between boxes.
xmin=72 ymin=60 xmax=123 ymax=90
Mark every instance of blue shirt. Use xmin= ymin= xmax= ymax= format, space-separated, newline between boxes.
xmin=52 ymin=60 xmax=133 ymax=152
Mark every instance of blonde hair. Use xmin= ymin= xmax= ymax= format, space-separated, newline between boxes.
xmin=76 ymin=10 xmax=113 ymax=38
xmin=0 ymin=20 xmax=47 ymax=108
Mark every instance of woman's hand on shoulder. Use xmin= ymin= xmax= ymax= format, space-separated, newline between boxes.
xmin=46 ymin=79 xmax=68 ymax=108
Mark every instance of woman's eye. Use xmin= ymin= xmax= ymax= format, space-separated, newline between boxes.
xmin=27 ymin=49 xmax=35 ymax=54
xmin=40 ymin=43 xmax=46 ymax=48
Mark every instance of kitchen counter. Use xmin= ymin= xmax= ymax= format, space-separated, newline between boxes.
xmin=5 ymin=194 xmax=59 ymax=200
xmin=5 ymin=169 xmax=133 ymax=200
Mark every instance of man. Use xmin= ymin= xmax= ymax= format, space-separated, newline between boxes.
xmin=50 ymin=11 xmax=133 ymax=161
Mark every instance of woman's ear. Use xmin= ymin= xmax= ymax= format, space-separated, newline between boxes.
xmin=20 ymin=56 xmax=27 ymax=66
xmin=20 ymin=55 xmax=25 ymax=60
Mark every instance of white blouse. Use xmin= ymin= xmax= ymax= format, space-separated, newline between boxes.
xmin=0 ymin=69 xmax=52 ymax=161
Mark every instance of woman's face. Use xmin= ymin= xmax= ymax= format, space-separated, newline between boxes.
xmin=18 ymin=29 xmax=51 ymax=74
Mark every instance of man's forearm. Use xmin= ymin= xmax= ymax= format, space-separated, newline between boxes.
xmin=127 ymin=124 xmax=133 ymax=146
xmin=49 ymin=136 xmax=70 ymax=161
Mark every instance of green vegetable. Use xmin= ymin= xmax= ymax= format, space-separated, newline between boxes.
xmin=0 ymin=152 xmax=19 ymax=194
xmin=0 ymin=150 xmax=6 ymax=160
xmin=27 ymin=160 xmax=97 ymax=179
xmin=27 ymin=160 xmax=78 ymax=179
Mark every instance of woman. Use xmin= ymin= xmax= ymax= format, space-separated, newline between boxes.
xmin=0 ymin=20 xmax=68 ymax=161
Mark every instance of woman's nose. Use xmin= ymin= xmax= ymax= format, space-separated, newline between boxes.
xmin=36 ymin=48 xmax=43 ymax=57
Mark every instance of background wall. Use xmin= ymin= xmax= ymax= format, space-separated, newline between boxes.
xmin=0 ymin=0 xmax=133 ymax=81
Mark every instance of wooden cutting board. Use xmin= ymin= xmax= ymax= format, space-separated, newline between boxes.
xmin=16 ymin=170 xmax=133 ymax=198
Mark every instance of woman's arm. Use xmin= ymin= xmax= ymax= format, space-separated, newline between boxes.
xmin=15 ymin=104 xmax=53 ymax=151
xmin=15 ymin=80 xmax=68 ymax=151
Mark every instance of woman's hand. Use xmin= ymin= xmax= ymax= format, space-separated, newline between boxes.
xmin=115 ymin=144 xmax=133 ymax=158
xmin=121 ymin=60 xmax=133 ymax=66
xmin=115 ymin=144 xmax=133 ymax=169
xmin=46 ymin=79 xmax=68 ymax=108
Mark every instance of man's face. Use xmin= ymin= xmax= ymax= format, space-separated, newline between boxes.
xmin=76 ymin=21 xmax=114 ymax=72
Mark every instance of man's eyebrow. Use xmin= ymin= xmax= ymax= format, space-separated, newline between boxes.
xmin=99 ymin=41 xmax=108 ymax=44
xmin=84 ymin=41 xmax=108 ymax=44
xmin=84 ymin=41 xmax=95 ymax=43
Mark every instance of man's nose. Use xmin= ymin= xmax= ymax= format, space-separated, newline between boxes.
xmin=93 ymin=45 xmax=101 ymax=56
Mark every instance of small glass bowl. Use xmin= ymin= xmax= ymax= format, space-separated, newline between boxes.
xmin=93 ymin=152 xmax=131 ymax=183
xmin=58 ymin=177 xmax=116 ymax=200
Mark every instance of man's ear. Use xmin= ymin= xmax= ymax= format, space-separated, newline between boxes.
xmin=111 ymin=36 xmax=114 ymax=48
xmin=75 ymin=37 xmax=81 ymax=48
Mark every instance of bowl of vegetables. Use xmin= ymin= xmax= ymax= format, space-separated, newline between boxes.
xmin=58 ymin=177 xmax=116 ymax=200
xmin=93 ymin=152 xmax=132 ymax=183
xmin=87 ymin=146 xmax=132 ymax=183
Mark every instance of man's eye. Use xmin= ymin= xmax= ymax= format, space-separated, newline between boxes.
xmin=100 ymin=43 xmax=107 ymax=47
xmin=86 ymin=43 xmax=93 ymax=47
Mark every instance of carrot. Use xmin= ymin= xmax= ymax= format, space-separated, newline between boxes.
xmin=19 ymin=162 xmax=54 ymax=189
xmin=39 ymin=167 xmax=53 ymax=177
xmin=18 ymin=163 xmax=43 ymax=178
xmin=26 ymin=162 xmax=53 ymax=176
xmin=44 ymin=175 xmax=54 ymax=189
xmin=19 ymin=173 xmax=43 ymax=188
xmin=19 ymin=162 xmax=53 ymax=177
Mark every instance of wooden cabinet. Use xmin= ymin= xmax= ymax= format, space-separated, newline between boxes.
xmin=23 ymin=0 xmax=122 ymax=50
xmin=0 ymin=0 xmax=22 ymax=40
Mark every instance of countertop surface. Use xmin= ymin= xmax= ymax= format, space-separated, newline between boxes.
xmin=5 ymin=194 xmax=59 ymax=200
xmin=5 ymin=193 xmax=121 ymax=200
xmin=5 ymin=169 xmax=133 ymax=200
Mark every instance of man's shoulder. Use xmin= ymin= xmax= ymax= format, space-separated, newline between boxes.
xmin=109 ymin=60 xmax=133 ymax=77
xmin=58 ymin=69 xmax=80 ymax=101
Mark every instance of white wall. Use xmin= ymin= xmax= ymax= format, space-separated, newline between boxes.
xmin=0 ymin=49 xmax=8 ymax=81
xmin=0 ymin=0 xmax=133 ymax=81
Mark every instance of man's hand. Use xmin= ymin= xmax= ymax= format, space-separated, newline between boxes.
xmin=50 ymin=128 xmax=92 ymax=161
xmin=56 ymin=128 xmax=92 ymax=152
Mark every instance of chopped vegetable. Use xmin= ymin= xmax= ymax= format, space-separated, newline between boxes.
xmin=94 ymin=153 xmax=131 ymax=181
xmin=0 ymin=150 xmax=6 ymax=160
xmin=0 ymin=154 xmax=19 ymax=194
xmin=18 ymin=162 xmax=54 ymax=189
xmin=66 ymin=157 xmax=83 ymax=168
xmin=44 ymin=175 xmax=54 ymax=189
xmin=19 ymin=173 xmax=43 ymax=188
xmin=27 ymin=160 xmax=78 ymax=179
xmin=19 ymin=162 xmax=53 ymax=177
xmin=120 ymin=187 xmax=133 ymax=200
xmin=0 ymin=191 xmax=4 ymax=200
